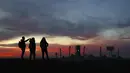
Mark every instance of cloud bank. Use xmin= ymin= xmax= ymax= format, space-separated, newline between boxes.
xmin=0 ymin=0 xmax=130 ymax=44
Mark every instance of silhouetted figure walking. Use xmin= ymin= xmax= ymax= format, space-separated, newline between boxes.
xmin=18 ymin=36 xmax=29 ymax=60
xmin=40 ymin=37 xmax=49 ymax=60
xmin=29 ymin=37 xmax=36 ymax=60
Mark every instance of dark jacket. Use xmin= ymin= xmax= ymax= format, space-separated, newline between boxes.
xmin=40 ymin=40 xmax=48 ymax=49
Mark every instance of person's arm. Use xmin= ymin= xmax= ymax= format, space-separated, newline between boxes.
xmin=40 ymin=40 xmax=42 ymax=47
xmin=25 ymin=38 xmax=30 ymax=42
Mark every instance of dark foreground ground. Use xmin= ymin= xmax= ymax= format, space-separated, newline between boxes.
xmin=0 ymin=58 xmax=130 ymax=73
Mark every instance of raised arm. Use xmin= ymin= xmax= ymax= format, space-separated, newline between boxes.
xmin=25 ymin=38 xmax=30 ymax=42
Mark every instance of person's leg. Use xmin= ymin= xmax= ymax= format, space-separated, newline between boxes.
xmin=45 ymin=49 xmax=49 ymax=60
xmin=29 ymin=51 xmax=32 ymax=60
xmin=21 ymin=49 xmax=25 ymax=60
xmin=33 ymin=50 xmax=36 ymax=60
xmin=42 ymin=49 xmax=45 ymax=60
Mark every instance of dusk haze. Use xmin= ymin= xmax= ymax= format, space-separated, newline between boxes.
xmin=0 ymin=0 xmax=130 ymax=72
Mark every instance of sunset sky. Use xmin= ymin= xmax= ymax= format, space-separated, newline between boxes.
xmin=0 ymin=0 xmax=130 ymax=58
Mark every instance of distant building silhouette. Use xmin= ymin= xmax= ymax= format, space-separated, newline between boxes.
xmin=106 ymin=46 xmax=115 ymax=57
xmin=75 ymin=45 xmax=81 ymax=56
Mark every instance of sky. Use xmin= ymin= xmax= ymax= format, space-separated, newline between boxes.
xmin=0 ymin=0 xmax=130 ymax=58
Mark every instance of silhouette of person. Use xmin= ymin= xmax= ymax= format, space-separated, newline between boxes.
xmin=40 ymin=37 xmax=49 ymax=60
xmin=19 ymin=36 xmax=29 ymax=60
xmin=29 ymin=37 xmax=36 ymax=60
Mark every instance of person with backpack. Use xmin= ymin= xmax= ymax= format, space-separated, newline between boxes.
xmin=18 ymin=36 xmax=29 ymax=60
xmin=40 ymin=37 xmax=49 ymax=60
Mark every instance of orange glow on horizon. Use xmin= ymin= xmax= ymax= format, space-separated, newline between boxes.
xmin=0 ymin=45 xmax=89 ymax=58
xmin=0 ymin=37 xmax=127 ymax=58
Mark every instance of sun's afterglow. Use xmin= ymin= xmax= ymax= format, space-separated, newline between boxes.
xmin=0 ymin=34 xmax=93 ymax=48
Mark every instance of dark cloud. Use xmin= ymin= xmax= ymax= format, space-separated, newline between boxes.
xmin=0 ymin=0 xmax=130 ymax=41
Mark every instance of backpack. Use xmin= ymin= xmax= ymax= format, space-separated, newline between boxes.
xmin=18 ymin=41 xmax=22 ymax=48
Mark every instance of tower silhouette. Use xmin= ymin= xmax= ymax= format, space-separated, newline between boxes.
xmin=100 ymin=47 xmax=102 ymax=57
xmin=59 ymin=48 xmax=62 ymax=58
xmin=75 ymin=45 xmax=81 ymax=56
xmin=117 ymin=48 xmax=119 ymax=57
xmin=83 ymin=46 xmax=85 ymax=56
xmin=69 ymin=46 xmax=71 ymax=57
xmin=106 ymin=46 xmax=114 ymax=57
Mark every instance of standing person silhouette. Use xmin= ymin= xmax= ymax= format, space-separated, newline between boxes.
xmin=18 ymin=36 xmax=29 ymax=60
xmin=29 ymin=37 xmax=36 ymax=60
xmin=40 ymin=37 xmax=49 ymax=60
